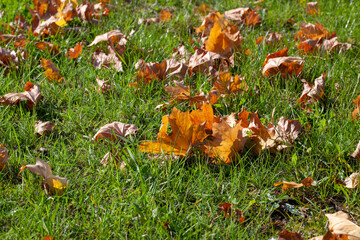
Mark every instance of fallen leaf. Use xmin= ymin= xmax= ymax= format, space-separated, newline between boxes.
xmin=204 ymin=21 xmax=244 ymax=57
xmin=262 ymin=48 xmax=304 ymax=77
xmin=306 ymin=2 xmax=319 ymax=16
xmin=189 ymin=102 xmax=220 ymax=132
xmin=93 ymin=122 xmax=138 ymax=142
xmin=66 ymin=42 xmax=83 ymax=59
xmin=298 ymin=74 xmax=325 ymax=112
xmin=256 ymin=32 xmax=283 ymax=46
xmin=35 ymin=121 xmax=55 ymax=135
xmin=344 ymin=173 xmax=360 ymax=189
xmin=352 ymin=96 xmax=360 ymax=119
xmin=212 ymin=71 xmax=248 ymax=97
xmin=278 ymin=229 xmax=304 ymax=240
xmin=0 ymin=144 xmax=9 ymax=170
xmin=138 ymin=17 xmax=159 ymax=25
xmin=88 ymin=30 xmax=127 ymax=47
xmin=195 ymin=11 xmax=228 ymax=38
xmin=20 ymin=158 xmax=68 ymax=195
xmin=35 ymin=41 xmax=59 ymax=55
xmin=201 ymin=119 xmax=247 ymax=163
xmin=218 ymin=202 xmax=232 ymax=217
xmin=0 ymin=83 xmax=41 ymax=109
xmin=139 ymin=107 xmax=208 ymax=156
xmin=274 ymin=177 xmax=313 ymax=190
xmin=91 ymin=47 xmax=123 ymax=72
xmin=294 ymin=22 xmax=336 ymax=41
xmin=297 ymin=37 xmax=351 ymax=54
xmin=100 ymin=148 xmax=126 ymax=168
xmin=96 ymin=78 xmax=113 ymax=92
xmin=159 ymin=9 xmax=172 ymax=22
xmin=224 ymin=7 xmax=251 ymax=24
xmin=195 ymin=3 xmax=210 ymax=16
xmin=41 ymin=58 xmax=63 ymax=82
xmin=326 ymin=211 xmax=360 ymax=239
xmin=188 ymin=47 xmax=228 ymax=75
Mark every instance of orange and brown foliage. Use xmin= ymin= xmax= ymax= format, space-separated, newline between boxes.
xmin=41 ymin=58 xmax=63 ymax=82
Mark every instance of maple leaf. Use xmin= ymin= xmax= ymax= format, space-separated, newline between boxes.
xmin=0 ymin=83 xmax=41 ymax=109
xmin=212 ymin=71 xmax=248 ymax=97
xmin=159 ymin=9 xmax=172 ymax=22
xmin=294 ymin=22 xmax=336 ymax=41
xmin=224 ymin=7 xmax=251 ymax=24
xmin=352 ymin=95 xmax=360 ymax=120
xmin=172 ymin=43 xmax=191 ymax=63
xmin=139 ymin=107 xmax=208 ymax=156
xmin=201 ymin=120 xmax=247 ymax=163
xmin=195 ymin=11 xmax=228 ymax=38
xmin=20 ymin=158 xmax=69 ymax=195
xmin=0 ymin=144 xmax=9 ymax=170
xmin=262 ymin=48 xmax=304 ymax=77
xmin=351 ymin=139 xmax=360 ymax=159
xmin=204 ymin=21 xmax=244 ymax=57
xmin=188 ymin=47 xmax=228 ymax=75
xmin=76 ymin=2 xmax=110 ymax=24
xmin=306 ymin=2 xmax=319 ymax=16
xmin=189 ymin=103 xmax=220 ymax=132
xmin=274 ymin=177 xmax=313 ymax=190
xmin=298 ymin=74 xmax=325 ymax=112
xmin=35 ymin=41 xmax=59 ymax=55
xmin=89 ymin=30 xmax=127 ymax=47
xmin=297 ymin=37 xmax=351 ymax=54
xmin=0 ymin=47 xmax=20 ymax=71
xmin=41 ymin=58 xmax=63 ymax=82
xmin=93 ymin=122 xmax=138 ymax=142
xmin=35 ymin=121 xmax=55 ymax=135
xmin=66 ymin=42 xmax=83 ymax=59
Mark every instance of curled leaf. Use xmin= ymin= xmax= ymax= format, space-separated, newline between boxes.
xmin=35 ymin=121 xmax=55 ymax=135
xmin=41 ymin=58 xmax=63 ymax=82
xmin=344 ymin=173 xmax=360 ymax=189
xmin=93 ymin=122 xmax=138 ymax=142
xmin=66 ymin=42 xmax=83 ymax=59
xmin=0 ymin=144 xmax=9 ymax=170
xmin=298 ymin=74 xmax=325 ymax=112
xmin=0 ymin=83 xmax=41 ymax=109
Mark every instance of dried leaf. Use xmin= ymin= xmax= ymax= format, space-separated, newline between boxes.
xmin=262 ymin=48 xmax=304 ymax=77
xmin=189 ymin=103 xmax=220 ymax=132
xmin=306 ymin=2 xmax=319 ymax=16
xmin=159 ymin=9 xmax=172 ymax=22
xmin=35 ymin=41 xmax=59 ymax=55
xmin=88 ymin=30 xmax=127 ymax=47
xmin=256 ymin=32 xmax=283 ymax=46
xmin=100 ymin=149 xmax=126 ymax=168
xmin=139 ymin=107 xmax=208 ymax=156
xmin=91 ymin=47 xmax=123 ymax=72
xmin=96 ymin=78 xmax=113 ymax=92
xmin=224 ymin=7 xmax=251 ymax=24
xmin=0 ymin=144 xmax=9 ymax=170
xmin=21 ymin=158 xmax=68 ymax=195
xmin=195 ymin=3 xmax=210 ymax=16
xmin=326 ymin=211 xmax=360 ymax=239
xmin=66 ymin=42 xmax=83 ymax=59
xmin=219 ymin=202 xmax=232 ymax=217
xmin=188 ymin=47 xmax=227 ymax=75
xmin=204 ymin=21 xmax=244 ymax=57
xmin=344 ymin=173 xmax=360 ymax=189
xmin=201 ymin=120 xmax=247 ymax=163
xmin=195 ymin=11 xmax=228 ymax=38
xmin=278 ymin=229 xmax=304 ymax=240
xmin=212 ymin=71 xmax=248 ymax=96
xmin=294 ymin=22 xmax=336 ymax=41
xmin=0 ymin=83 xmax=41 ymax=109
xmin=35 ymin=121 xmax=55 ymax=135
xmin=93 ymin=122 xmax=138 ymax=142
xmin=274 ymin=181 xmax=304 ymax=190
xmin=301 ymin=177 xmax=314 ymax=187
xmin=298 ymin=74 xmax=325 ymax=112
xmin=41 ymin=58 xmax=63 ymax=82
xmin=352 ymin=96 xmax=360 ymax=120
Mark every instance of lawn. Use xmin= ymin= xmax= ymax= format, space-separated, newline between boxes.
xmin=1 ymin=0 xmax=360 ymax=239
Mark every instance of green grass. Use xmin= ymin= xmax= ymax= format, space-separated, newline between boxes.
xmin=1 ymin=0 xmax=360 ymax=239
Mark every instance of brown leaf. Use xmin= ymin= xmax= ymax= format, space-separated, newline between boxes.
xmin=93 ymin=122 xmax=138 ymax=142
xmin=195 ymin=3 xmax=210 ymax=16
xmin=195 ymin=11 xmax=228 ymax=38
xmin=306 ymin=2 xmax=319 ymax=16
xmin=91 ymin=47 xmax=123 ymax=72
xmin=96 ymin=78 xmax=113 ymax=92
xmin=0 ymin=47 xmax=20 ymax=69
xmin=41 ymin=58 xmax=63 ymax=82
xmin=66 ymin=42 xmax=83 ymax=59
xmin=297 ymin=37 xmax=351 ymax=54
xmin=224 ymin=7 xmax=251 ymax=24
xmin=262 ymin=48 xmax=304 ymax=77
xmin=298 ymin=74 xmax=325 ymax=112
xmin=88 ymin=30 xmax=127 ymax=47
xmin=100 ymin=148 xmax=126 ymax=168
xmin=0 ymin=144 xmax=9 ymax=170
xmin=35 ymin=121 xmax=55 ymax=135
xmin=20 ymin=158 xmax=68 ymax=195
xmin=139 ymin=107 xmax=208 ymax=156
xmin=212 ymin=71 xmax=248 ymax=97
xmin=0 ymin=83 xmax=41 ymax=109
xmin=274 ymin=181 xmax=304 ymax=190
xmin=344 ymin=173 xmax=360 ymax=189
xmin=35 ymin=41 xmax=59 ymax=55
xmin=172 ymin=43 xmax=191 ymax=63
xmin=278 ymin=228 xmax=304 ymax=240
xmin=294 ymin=22 xmax=336 ymax=41
xmin=326 ymin=211 xmax=360 ymax=239
xmin=188 ymin=47 xmax=227 ymax=75
xmin=272 ymin=117 xmax=302 ymax=151
xmin=219 ymin=202 xmax=233 ymax=217
xmin=256 ymin=32 xmax=283 ymax=46
xmin=138 ymin=17 xmax=159 ymax=25
xmin=201 ymin=119 xmax=247 ymax=163
xmin=244 ymin=10 xmax=261 ymax=26
xmin=190 ymin=103 xmax=220 ymax=132
xmin=301 ymin=177 xmax=314 ymax=187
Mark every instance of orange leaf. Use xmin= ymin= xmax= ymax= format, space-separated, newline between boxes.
xmin=160 ymin=10 xmax=172 ymax=22
xmin=35 ymin=41 xmax=59 ymax=55
xmin=298 ymin=74 xmax=325 ymax=112
xmin=212 ymin=71 xmax=248 ymax=96
xmin=139 ymin=107 xmax=208 ymax=156
xmin=218 ymin=202 xmax=232 ymax=217
xmin=306 ymin=2 xmax=319 ymax=16
xmin=41 ymin=58 xmax=63 ymax=82
xmin=66 ymin=42 xmax=83 ymax=59
xmin=0 ymin=144 xmax=9 ymax=170
xmin=278 ymin=229 xmax=304 ymax=240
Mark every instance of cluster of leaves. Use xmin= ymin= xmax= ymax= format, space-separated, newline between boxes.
xmin=1 ymin=0 xmax=360 ymax=238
